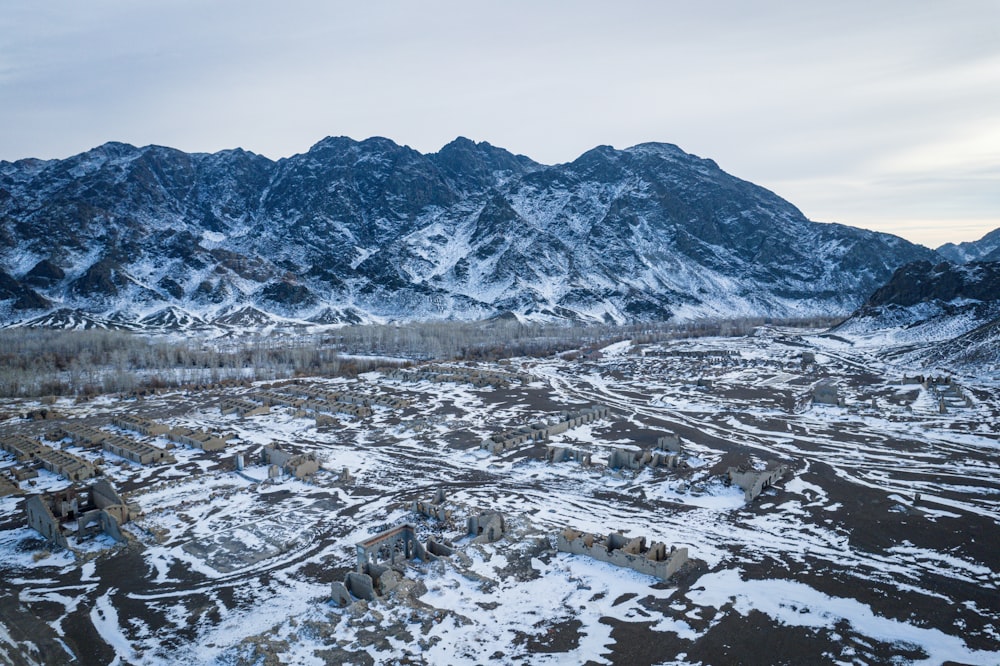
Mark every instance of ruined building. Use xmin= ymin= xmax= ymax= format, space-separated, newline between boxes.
xmin=482 ymin=405 xmax=612 ymax=455
xmin=165 ymin=427 xmax=228 ymax=452
xmin=101 ymin=435 xmax=171 ymax=465
xmin=25 ymin=479 xmax=138 ymax=550
xmin=546 ymin=445 xmax=592 ymax=465
xmin=557 ymin=528 xmax=688 ymax=580
xmin=261 ymin=445 xmax=319 ymax=480
xmin=412 ymin=488 xmax=451 ymax=522
xmin=811 ymin=379 xmax=844 ymax=407
xmin=332 ymin=523 xmax=455 ymax=605
xmin=111 ymin=415 xmax=170 ymax=437
xmin=467 ymin=511 xmax=505 ymax=543
xmin=1 ymin=433 xmax=96 ymax=481
xmin=726 ymin=462 xmax=791 ymax=502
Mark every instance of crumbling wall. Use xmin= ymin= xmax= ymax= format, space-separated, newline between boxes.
xmin=356 ymin=524 xmax=429 ymax=572
xmin=467 ymin=512 xmax=505 ymax=543
xmin=727 ymin=463 xmax=791 ymax=502
xmin=481 ymin=405 xmax=612 ymax=455
xmin=344 ymin=572 xmax=375 ymax=601
xmin=412 ymin=488 xmax=451 ymax=522
xmin=557 ymin=528 xmax=688 ymax=580
xmin=812 ymin=380 xmax=843 ymax=407
xmin=262 ymin=445 xmax=319 ymax=480
xmin=546 ymin=446 xmax=591 ymax=465
xmin=25 ymin=495 xmax=69 ymax=549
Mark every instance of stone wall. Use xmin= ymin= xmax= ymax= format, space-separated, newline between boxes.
xmin=557 ymin=528 xmax=688 ymax=581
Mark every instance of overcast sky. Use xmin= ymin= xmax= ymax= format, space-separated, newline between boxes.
xmin=1 ymin=1 xmax=997 ymax=248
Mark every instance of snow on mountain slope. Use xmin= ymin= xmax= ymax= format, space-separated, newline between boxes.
xmin=833 ymin=260 xmax=1000 ymax=370
xmin=0 ymin=136 xmax=939 ymax=328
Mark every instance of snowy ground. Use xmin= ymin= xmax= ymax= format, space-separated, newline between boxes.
xmin=0 ymin=327 xmax=998 ymax=665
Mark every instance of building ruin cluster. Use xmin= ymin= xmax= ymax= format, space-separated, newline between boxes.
xmin=481 ymin=405 xmax=612 ymax=455
xmin=24 ymin=479 xmax=139 ymax=552
xmin=383 ymin=364 xmax=531 ymax=388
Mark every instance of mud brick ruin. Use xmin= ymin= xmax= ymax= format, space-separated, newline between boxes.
xmin=261 ymin=445 xmax=319 ymax=480
xmin=726 ymin=462 xmax=791 ymax=502
xmin=56 ymin=424 xmax=109 ymax=448
xmin=557 ymin=528 xmax=688 ymax=581
xmin=481 ymin=405 xmax=612 ymax=455
xmin=607 ymin=446 xmax=684 ymax=471
xmin=1 ymin=433 xmax=96 ymax=481
xmin=24 ymin=479 xmax=138 ymax=550
xmin=165 ymin=427 xmax=228 ymax=452
xmin=331 ymin=523 xmax=451 ymax=604
xmin=102 ymin=435 xmax=172 ymax=465
xmin=412 ymin=488 xmax=451 ymax=522
xmin=545 ymin=445 xmax=592 ymax=465
xmin=259 ymin=386 xmax=376 ymax=419
xmin=811 ymin=379 xmax=844 ymax=407
xmin=467 ymin=511 xmax=505 ymax=543
xmin=387 ymin=364 xmax=530 ymax=389
xmin=111 ymin=415 xmax=170 ymax=437
xmin=219 ymin=397 xmax=269 ymax=417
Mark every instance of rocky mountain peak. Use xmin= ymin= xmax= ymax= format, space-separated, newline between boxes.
xmin=0 ymin=135 xmax=942 ymax=328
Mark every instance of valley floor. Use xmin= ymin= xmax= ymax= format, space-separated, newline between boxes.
xmin=1 ymin=327 xmax=998 ymax=665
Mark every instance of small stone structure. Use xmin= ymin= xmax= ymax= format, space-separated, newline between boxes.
xmin=467 ymin=511 xmax=505 ymax=543
xmin=220 ymin=398 xmax=269 ymax=417
xmin=102 ymin=435 xmax=171 ymax=465
xmin=545 ymin=445 xmax=592 ymax=465
xmin=261 ymin=445 xmax=319 ymax=480
xmin=811 ymin=380 xmax=844 ymax=407
xmin=24 ymin=479 xmax=138 ymax=551
xmin=726 ymin=462 xmax=791 ymax=502
xmin=111 ymin=415 xmax=170 ymax=437
xmin=1 ymin=434 xmax=96 ymax=481
xmin=482 ymin=405 xmax=612 ymax=455
xmin=165 ymin=427 xmax=228 ymax=452
xmin=557 ymin=528 xmax=688 ymax=580
xmin=57 ymin=424 xmax=110 ymax=448
xmin=412 ymin=488 xmax=451 ymax=522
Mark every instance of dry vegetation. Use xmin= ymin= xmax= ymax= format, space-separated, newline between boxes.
xmin=0 ymin=316 xmax=840 ymax=398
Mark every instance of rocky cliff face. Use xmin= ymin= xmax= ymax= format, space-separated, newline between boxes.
xmin=937 ymin=227 xmax=1000 ymax=264
xmin=835 ymin=260 xmax=1000 ymax=368
xmin=0 ymin=136 xmax=939 ymax=328
xmin=866 ymin=261 xmax=1000 ymax=308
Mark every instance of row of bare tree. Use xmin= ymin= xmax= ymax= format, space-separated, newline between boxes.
xmin=0 ymin=316 xmax=840 ymax=398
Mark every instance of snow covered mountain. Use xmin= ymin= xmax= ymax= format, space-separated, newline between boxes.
xmin=834 ymin=260 xmax=1000 ymax=368
xmin=0 ymin=136 xmax=939 ymax=328
xmin=937 ymin=227 xmax=1000 ymax=264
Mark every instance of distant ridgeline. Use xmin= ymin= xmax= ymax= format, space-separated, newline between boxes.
xmin=0 ymin=135 xmax=947 ymax=327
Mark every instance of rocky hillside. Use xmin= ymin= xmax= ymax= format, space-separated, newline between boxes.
xmin=0 ymin=136 xmax=940 ymax=329
xmin=834 ymin=260 xmax=1000 ymax=368
xmin=937 ymin=227 xmax=1000 ymax=264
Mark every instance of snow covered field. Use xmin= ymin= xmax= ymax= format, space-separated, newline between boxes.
xmin=0 ymin=327 xmax=998 ymax=664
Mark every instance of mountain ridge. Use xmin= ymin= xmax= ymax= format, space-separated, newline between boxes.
xmin=0 ymin=136 xmax=940 ymax=328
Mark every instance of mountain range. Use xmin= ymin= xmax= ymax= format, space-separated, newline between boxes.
xmin=0 ymin=135 xmax=980 ymax=329
xmin=833 ymin=259 xmax=1000 ymax=369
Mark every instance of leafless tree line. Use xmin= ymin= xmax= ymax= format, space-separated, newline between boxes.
xmin=0 ymin=316 xmax=840 ymax=398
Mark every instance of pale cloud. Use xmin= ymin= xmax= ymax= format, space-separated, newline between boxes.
xmin=0 ymin=1 xmax=997 ymax=247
